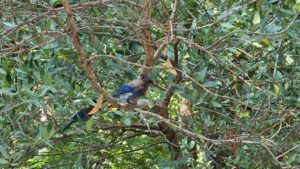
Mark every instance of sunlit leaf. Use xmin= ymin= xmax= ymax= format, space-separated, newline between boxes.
xmin=293 ymin=3 xmax=300 ymax=11
xmin=253 ymin=11 xmax=261 ymax=24
xmin=286 ymin=55 xmax=295 ymax=65
xmin=260 ymin=37 xmax=270 ymax=46
xmin=85 ymin=119 xmax=94 ymax=130
xmin=251 ymin=42 xmax=263 ymax=48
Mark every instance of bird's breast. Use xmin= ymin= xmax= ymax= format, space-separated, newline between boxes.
xmin=119 ymin=92 xmax=134 ymax=100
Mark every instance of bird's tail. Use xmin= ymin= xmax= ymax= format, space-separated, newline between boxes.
xmin=63 ymin=121 xmax=75 ymax=131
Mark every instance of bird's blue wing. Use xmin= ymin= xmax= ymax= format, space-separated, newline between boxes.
xmin=112 ymin=84 xmax=134 ymax=98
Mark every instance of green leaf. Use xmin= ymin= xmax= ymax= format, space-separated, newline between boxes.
xmin=0 ymin=68 xmax=6 ymax=75
xmin=288 ymin=30 xmax=300 ymax=41
xmin=47 ymin=125 xmax=56 ymax=139
xmin=123 ymin=117 xmax=131 ymax=125
xmin=38 ymin=86 xmax=57 ymax=97
xmin=274 ymin=70 xmax=283 ymax=79
xmin=220 ymin=23 xmax=234 ymax=29
xmin=274 ymin=85 xmax=280 ymax=96
xmin=246 ymin=93 xmax=254 ymax=98
xmin=203 ymin=81 xmax=222 ymax=88
xmin=113 ymin=110 xmax=123 ymax=116
xmin=251 ymin=42 xmax=263 ymax=48
xmin=2 ymin=22 xmax=16 ymax=28
xmin=261 ymin=37 xmax=270 ymax=46
xmin=253 ymin=11 xmax=261 ymax=24
xmin=0 ymin=88 xmax=18 ymax=96
xmin=227 ymin=48 xmax=240 ymax=54
xmin=189 ymin=141 xmax=195 ymax=150
xmin=39 ymin=125 xmax=48 ymax=140
xmin=265 ymin=24 xmax=282 ymax=33
xmin=286 ymin=55 xmax=294 ymax=65
xmin=15 ymin=68 xmax=27 ymax=75
xmin=0 ymin=145 xmax=8 ymax=158
xmin=0 ymin=158 xmax=8 ymax=164
xmin=85 ymin=119 xmax=94 ymax=130
xmin=28 ymin=99 xmax=41 ymax=107
xmin=173 ymin=84 xmax=183 ymax=90
xmin=256 ymin=0 xmax=266 ymax=8
xmin=183 ymin=66 xmax=190 ymax=74
xmin=197 ymin=67 xmax=207 ymax=82
xmin=293 ymin=3 xmax=300 ymax=12
xmin=180 ymin=93 xmax=193 ymax=100
xmin=42 ymin=70 xmax=52 ymax=85
xmin=75 ymin=153 xmax=83 ymax=169
xmin=212 ymin=102 xmax=222 ymax=108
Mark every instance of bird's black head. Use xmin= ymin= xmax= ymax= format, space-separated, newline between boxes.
xmin=140 ymin=75 xmax=165 ymax=90
xmin=141 ymin=76 xmax=154 ymax=85
xmin=141 ymin=75 xmax=154 ymax=85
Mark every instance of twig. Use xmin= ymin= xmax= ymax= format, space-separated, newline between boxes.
xmin=135 ymin=108 xmax=221 ymax=144
xmin=276 ymin=144 xmax=300 ymax=160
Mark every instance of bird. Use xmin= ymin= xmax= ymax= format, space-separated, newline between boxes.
xmin=63 ymin=76 xmax=155 ymax=131
xmin=112 ymin=76 xmax=154 ymax=104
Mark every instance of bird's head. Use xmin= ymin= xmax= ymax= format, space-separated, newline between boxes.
xmin=144 ymin=77 xmax=154 ymax=85
xmin=140 ymin=75 xmax=164 ymax=90
xmin=141 ymin=75 xmax=166 ymax=90
xmin=140 ymin=75 xmax=154 ymax=85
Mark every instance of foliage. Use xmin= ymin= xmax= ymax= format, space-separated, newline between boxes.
xmin=0 ymin=0 xmax=299 ymax=168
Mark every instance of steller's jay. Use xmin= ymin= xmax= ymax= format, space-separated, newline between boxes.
xmin=112 ymin=76 xmax=154 ymax=104
xmin=63 ymin=76 xmax=154 ymax=131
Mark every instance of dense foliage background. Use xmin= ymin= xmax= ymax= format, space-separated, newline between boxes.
xmin=0 ymin=0 xmax=299 ymax=168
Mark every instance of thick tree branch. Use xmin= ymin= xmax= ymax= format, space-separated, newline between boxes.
xmin=95 ymin=124 xmax=160 ymax=131
xmin=61 ymin=0 xmax=107 ymax=95
xmin=140 ymin=0 xmax=155 ymax=76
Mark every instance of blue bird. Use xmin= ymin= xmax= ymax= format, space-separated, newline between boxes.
xmin=63 ymin=77 xmax=154 ymax=131
xmin=112 ymin=76 xmax=154 ymax=104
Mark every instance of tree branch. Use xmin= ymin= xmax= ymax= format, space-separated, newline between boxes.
xmin=140 ymin=0 xmax=155 ymax=76
xmin=61 ymin=0 xmax=132 ymax=109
